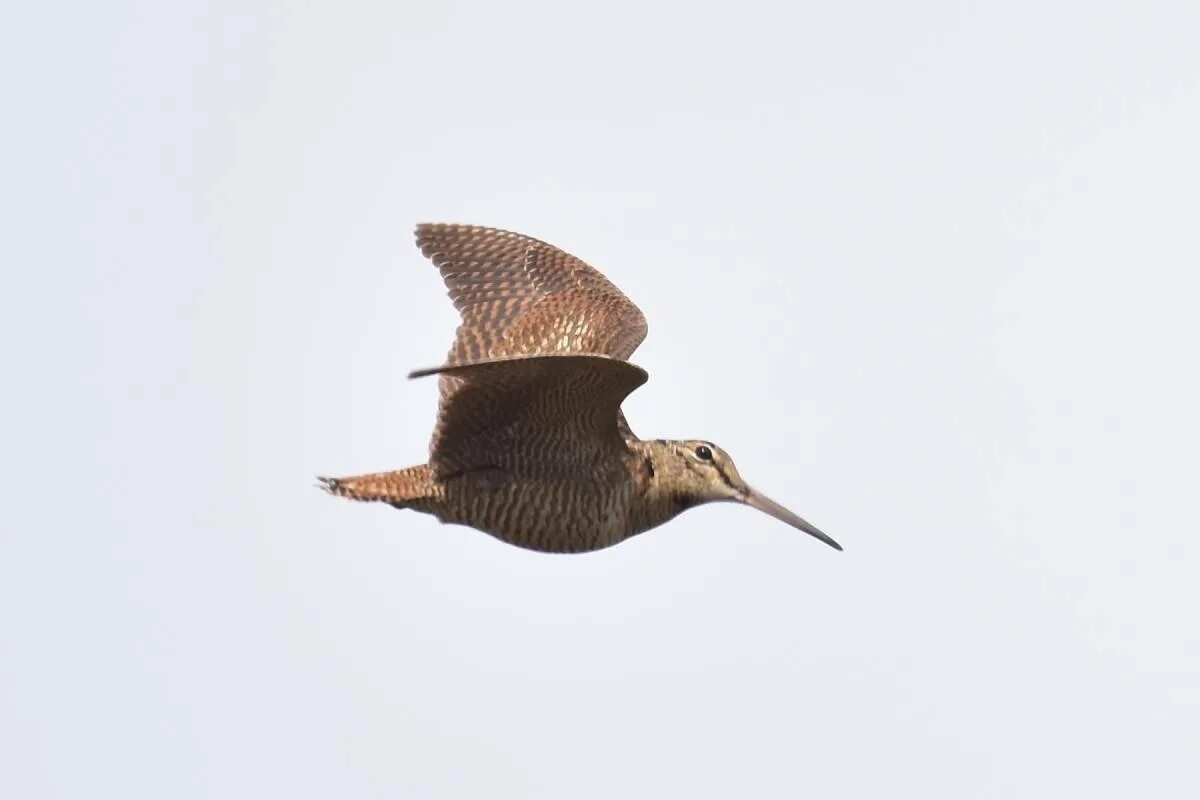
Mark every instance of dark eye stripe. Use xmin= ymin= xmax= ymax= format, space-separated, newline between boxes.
xmin=713 ymin=463 xmax=736 ymax=491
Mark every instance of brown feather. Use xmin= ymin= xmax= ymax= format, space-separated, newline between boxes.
xmin=410 ymin=354 xmax=647 ymax=481
xmin=321 ymin=224 xmax=840 ymax=554
xmin=414 ymin=224 xmax=648 ymax=364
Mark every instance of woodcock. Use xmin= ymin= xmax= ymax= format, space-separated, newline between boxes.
xmin=320 ymin=224 xmax=841 ymax=554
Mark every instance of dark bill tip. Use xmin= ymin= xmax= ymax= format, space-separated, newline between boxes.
xmin=743 ymin=489 xmax=843 ymax=551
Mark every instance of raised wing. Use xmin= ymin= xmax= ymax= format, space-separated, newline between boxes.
xmin=410 ymin=354 xmax=648 ymax=481
xmin=415 ymin=224 xmax=648 ymax=364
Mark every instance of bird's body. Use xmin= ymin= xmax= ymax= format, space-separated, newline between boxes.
xmin=322 ymin=225 xmax=840 ymax=554
xmin=322 ymin=437 xmax=743 ymax=553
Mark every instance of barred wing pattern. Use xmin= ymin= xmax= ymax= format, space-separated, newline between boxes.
xmin=414 ymin=224 xmax=650 ymax=451
xmin=410 ymin=355 xmax=648 ymax=481
xmin=414 ymin=224 xmax=648 ymax=364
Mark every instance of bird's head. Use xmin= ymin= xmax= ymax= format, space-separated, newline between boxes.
xmin=649 ymin=439 xmax=842 ymax=550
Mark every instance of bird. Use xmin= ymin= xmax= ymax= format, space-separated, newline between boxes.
xmin=319 ymin=224 xmax=841 ymax=554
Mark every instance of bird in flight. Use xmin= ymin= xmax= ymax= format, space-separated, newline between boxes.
xmin=320 ymin=224 xmax=841 ymax=554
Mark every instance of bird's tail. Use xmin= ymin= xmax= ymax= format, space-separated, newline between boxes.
xmin=317 ymin=464 xmax=439 ymax=508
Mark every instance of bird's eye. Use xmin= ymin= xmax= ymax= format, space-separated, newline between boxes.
xmin=694 ymin=445 xmax=713 ymax=461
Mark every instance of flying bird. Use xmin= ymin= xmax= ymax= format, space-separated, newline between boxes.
xmin=320 ymin=224 xmax=841 ymax=554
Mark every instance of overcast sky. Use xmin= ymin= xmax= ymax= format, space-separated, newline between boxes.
xmin=3 ymin=1 xmax=1199 ymax=797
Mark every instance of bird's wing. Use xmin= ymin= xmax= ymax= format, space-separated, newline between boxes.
xmin=410 ymin=354 xmax=648 ymax=481
xmin=415 ymin=224 xmax=649 ymax=364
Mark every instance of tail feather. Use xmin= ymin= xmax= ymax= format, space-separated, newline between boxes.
xmin=318 ymin=465 xmax=437 ymax=507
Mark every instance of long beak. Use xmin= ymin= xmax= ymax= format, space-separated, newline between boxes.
xmin=742 ymin=489 xmax=843 ymax=551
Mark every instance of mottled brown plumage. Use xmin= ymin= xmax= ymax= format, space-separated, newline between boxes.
xmin=321 ymin=224 xmax=840 ymax=553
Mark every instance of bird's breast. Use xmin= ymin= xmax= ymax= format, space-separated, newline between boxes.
xmin=436 ymin=467 xmax=638 ymax=553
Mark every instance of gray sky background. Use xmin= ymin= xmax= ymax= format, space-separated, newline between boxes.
xmin=3 ymin=2 xmax=1199 ymax=797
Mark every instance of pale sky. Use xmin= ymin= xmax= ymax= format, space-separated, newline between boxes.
xmin=3 ymin=1 xmax=1199 ymax=797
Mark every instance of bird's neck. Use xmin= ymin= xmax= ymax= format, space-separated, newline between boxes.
xmin=626 ymin=439 xmax=697 ymax=535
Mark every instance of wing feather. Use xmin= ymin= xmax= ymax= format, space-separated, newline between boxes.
xmin=410 ymin=354 xmax=648 ymax=480
xmin=415 ymin=224 xmax=649 ymax=364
